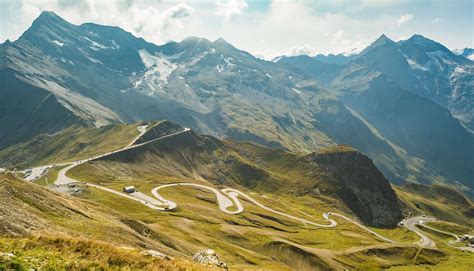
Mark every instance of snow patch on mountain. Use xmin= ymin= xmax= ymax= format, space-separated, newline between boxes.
xmin=84 ymin=37 xmax=108 ymax=50
xmin=272 ymin=56 xmax=283 ymax=63
xmin=215 ymin=55 xmax=236 ymax=73
xmin=87 ymin=56 xmax=102 ymax=64
xmin=407 ymin=58 xmax=428 ymax=71
xmin=53 ymin=40 xmax=64 ymax=47
xmin=186 ymin=50 xmax=212 ymax=66
xmin=452 ymin=66 xmax=467 ymax=76
xmin=111 ymin=40 xmax=120 ymax=49
xmin=86 ymin=31 xmax=99 ymax=38
xmin=134 ymin=49 xmax=177 ymax=96
xmin=292 ymin=88 xmax=302 ymax=95
xmin=223 ymin=56 xmax=236 ymax=67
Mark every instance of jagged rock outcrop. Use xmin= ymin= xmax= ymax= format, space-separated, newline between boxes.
xmin=192 ymin=249 xmax=228 ymax=269
xmin=307 ymin=145 xmax=403 ymax=228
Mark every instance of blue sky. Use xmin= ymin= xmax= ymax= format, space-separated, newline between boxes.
xmin=1 ymin=0 xmax=472 ymax=59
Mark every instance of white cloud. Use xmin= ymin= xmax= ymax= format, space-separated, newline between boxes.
xmin=133 ymin=4 xmax=194 ymax=42
xmin=158 ymin=3 xmax=195 ymax=38
xmin=162 ymin=3 xmax=194 ymax=20
xmin=215 ymin=0 xmax=248 ymax=20
xmin=330 ymin=29 xmax=370 ymax=55
xmin=285 ymin=45 xmax=318 ymax=57
xmin=252 ymin=49 xmax=280 ymax=60
xmin=397 ymin=13 xmax=413 ymax=26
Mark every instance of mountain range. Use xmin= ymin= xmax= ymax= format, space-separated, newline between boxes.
xmin=1 ymin=12 xmax=474 ymax=269
xmin=1 ymin=11 xmax=473 ymax=193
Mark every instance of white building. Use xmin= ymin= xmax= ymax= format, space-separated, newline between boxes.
xmin=123 ymin=186 xmax=136 ymax=193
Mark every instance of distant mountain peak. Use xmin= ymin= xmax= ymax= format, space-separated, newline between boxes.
xmin=19 ymin=10 xmax=73 ymax=42
xmin=372 ymin=34 xmax=395 ymax=46
xmin=406 ymin=34 xmax=437 ymax=46
xmin=401 ymin=34 xmax=457 ymax=58
xmin=359 ymin=34 xmax=396 ymax=55
xmin=214 ymin=37 xmax=228 ymax=44
xmin=39 ymin=10 xmax=59 ymax=17
xmin=313 ymin=52 xmax=355 ymax=64
xmin=182 ymin=36 xmax=211 ymax=44
xmin=33 ymin=10 xmax=68 ymax=25
xmin=177 ymin=36 xmax=214 ymax=50
xmin=213 ymin=37 xmax=238 ymax=51
xmin=410 ymin=34 xmax=427 ymax=39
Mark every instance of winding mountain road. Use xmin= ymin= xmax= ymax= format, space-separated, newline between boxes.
xmin=403 ymin=216 xmax=436 ymax=248
xmin=417 ymin=220 xmax=474 ymax=252
xmin=25 ymin=123 xmax=472 ymax=252
xmin=24 ymin=125 xmax=150 ymax=183
xmin=55 ymin=126 xmax=190 ymax=185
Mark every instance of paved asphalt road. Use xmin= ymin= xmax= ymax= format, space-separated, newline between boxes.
xmin=418 ymin=220 xmax=474 ymax=252
xmin=403 ymin=216 xmax=436 ymax=248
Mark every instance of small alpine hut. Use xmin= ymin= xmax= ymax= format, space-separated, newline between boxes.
xmin=123 ymin=185 xmax=136 ymax=193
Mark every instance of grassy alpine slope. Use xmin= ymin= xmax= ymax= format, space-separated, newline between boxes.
xmin=0 ymin=173 xmax=213 ymax=270
xmin=0 ymin=122 xmax=145 ymax=169
xmin=61 ymin=121 xmax=473 ymax=270
xmin=395 ymin=182 xmax=474 ymax=228
xmin=0 ymin=235 xmax=210 ymax=271
xmin=2 ymin=120 xmax=473 ymax=270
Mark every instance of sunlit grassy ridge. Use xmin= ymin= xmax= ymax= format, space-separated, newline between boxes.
xmin=0 ymin=123 xmax=142 ymax=169
xmin=394 ymin=182 xmax=474 ymax=227
xmin=0 ymin=236 xmax=208 ymax=271
xmin=425 ymin=221 xmax=473 ymax=236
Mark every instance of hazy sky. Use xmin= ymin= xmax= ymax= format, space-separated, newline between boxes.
xmin=1 ymin=0 xmax=473 ymax=59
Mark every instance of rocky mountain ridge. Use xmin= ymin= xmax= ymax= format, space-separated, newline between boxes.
xmin=281 ymin=34 xmax=474 ymax=190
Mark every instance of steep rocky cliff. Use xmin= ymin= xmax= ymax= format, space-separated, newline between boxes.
xmin=307 ymin=145 xmax=403 ymax=227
